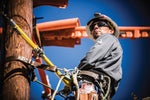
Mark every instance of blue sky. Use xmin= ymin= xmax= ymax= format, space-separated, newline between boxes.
xmin=31 ymin=0 xmax=150 ymax=100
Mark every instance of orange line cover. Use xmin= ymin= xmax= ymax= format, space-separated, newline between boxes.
xmin=0 ymin=18 xmax=150 ymax=47
xmin=33 ymin=0 xmax=68 ymax=8
xmin=37 ymin=18 xmax=80 ymax=31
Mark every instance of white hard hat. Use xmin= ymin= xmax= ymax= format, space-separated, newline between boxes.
xmin=86 ymin=12 xmax=120 ymax=41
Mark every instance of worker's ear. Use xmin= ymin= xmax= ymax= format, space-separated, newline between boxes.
xmin=109 ymin=30 xmax=114 ymax=35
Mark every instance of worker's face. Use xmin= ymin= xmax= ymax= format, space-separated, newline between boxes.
xmin=90 ymin=22 xmax=114 ymax=39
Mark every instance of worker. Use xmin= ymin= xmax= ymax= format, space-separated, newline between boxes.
xmin=66 ymin=12 xmax=123 ymax=100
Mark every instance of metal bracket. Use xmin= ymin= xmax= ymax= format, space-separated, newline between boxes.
xmin=32 ymin=47 xmax=44 ymax=58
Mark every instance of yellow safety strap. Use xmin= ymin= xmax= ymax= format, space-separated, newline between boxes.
xmin=10 ymin=19 xmax=71 ymax=88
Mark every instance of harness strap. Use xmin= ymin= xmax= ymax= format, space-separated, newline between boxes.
xmin=78 ymin=70 xmax=99 ymax=80
xmin=6 ymin=56 xmax=39 ymax=66
xmin=5 ymin=56 xmax=57 ymax=72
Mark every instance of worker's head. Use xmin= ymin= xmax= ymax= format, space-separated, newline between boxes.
xmin=90 ymin=21 xmax=114 ymax=40
xmin=86 ymin=12 xmax=120 ymax=41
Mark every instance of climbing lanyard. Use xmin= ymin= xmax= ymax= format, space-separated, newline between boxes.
xmin=1 ymin=13 xmax=112 ymax=100
xmin=2 ymin=13 xmax=71 ymax=88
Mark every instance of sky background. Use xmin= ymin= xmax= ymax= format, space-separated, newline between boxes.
xmin=31 ymin=0 xmax=150 ymax=100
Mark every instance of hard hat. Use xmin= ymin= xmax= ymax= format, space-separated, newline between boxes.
xmin=86 ymin=12 xmax=120 ymax=41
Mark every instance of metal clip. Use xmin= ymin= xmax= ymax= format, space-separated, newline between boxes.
xmin=33 ymin=47 xmax=44 ymax=58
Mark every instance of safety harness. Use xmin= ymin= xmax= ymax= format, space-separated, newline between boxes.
xmin=4 ymin=56 xmax=111 ymax=100
xmin=1 ymin=11 xmax=112 ymax=100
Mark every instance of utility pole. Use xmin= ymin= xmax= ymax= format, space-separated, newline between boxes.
xmin=0 ymin=0 xmax=33 ymax=100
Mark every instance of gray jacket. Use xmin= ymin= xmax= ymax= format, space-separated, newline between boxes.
xmin=78 ymin=33 xmax=123 ymax=96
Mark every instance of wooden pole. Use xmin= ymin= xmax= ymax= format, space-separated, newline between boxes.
xmin=1 ymin=0 xmax=33 ymax=99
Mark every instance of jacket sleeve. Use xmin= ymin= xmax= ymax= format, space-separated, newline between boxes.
xmin=78 ymin=34 xmax=115 ymax=70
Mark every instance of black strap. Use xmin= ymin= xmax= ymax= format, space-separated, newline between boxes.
xmin=78 ymin=70 xmax=99 ymax=80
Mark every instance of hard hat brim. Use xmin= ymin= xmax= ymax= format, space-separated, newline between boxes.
xmin=86 ymin=16 xmax=120 ymax=41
